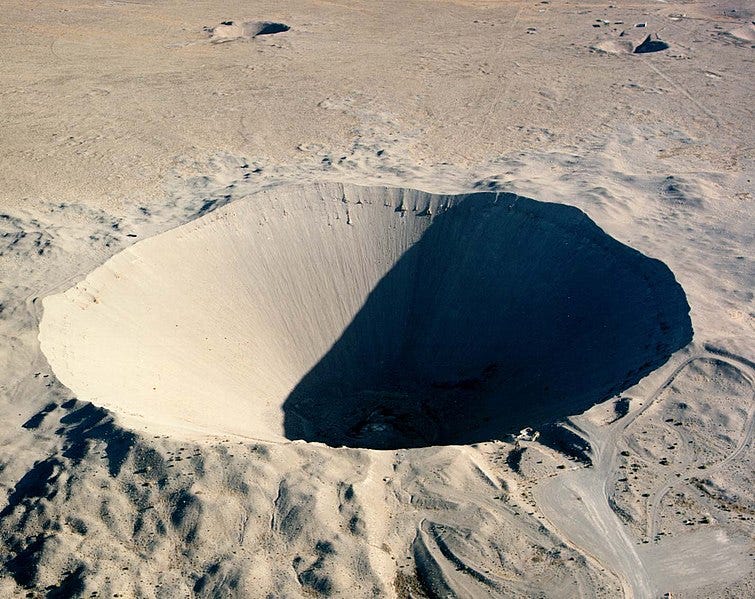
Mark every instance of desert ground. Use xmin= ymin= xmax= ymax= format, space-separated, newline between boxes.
xmin=1 ymin=0 xmax=753 ymax=597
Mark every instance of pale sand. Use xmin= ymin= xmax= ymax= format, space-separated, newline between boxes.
xmin=1 ymin=0 xmax=753 ymax=597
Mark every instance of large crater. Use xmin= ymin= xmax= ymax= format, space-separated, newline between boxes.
xmin=39 ymin=183 xmax=692 ymax=449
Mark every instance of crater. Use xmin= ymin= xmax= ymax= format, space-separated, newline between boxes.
xmin=39 ymin=184 xmax=692 ymax=449
xmin=207 ymin=20 xmax=290 ymax=43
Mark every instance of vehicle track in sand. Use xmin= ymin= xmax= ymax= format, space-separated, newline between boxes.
xmin=644 ymin=355 xmax=754 ymax=542
xmin=535 ymin=348 xmax=754 ymax=598
xmin=534 ymin=354 xmax=700 ymax=598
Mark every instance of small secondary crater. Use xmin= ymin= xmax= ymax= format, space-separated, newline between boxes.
xmin=207 ymin=20 xmax=290 ymax=43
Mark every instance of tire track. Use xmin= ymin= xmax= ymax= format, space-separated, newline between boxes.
xmin=645 ymin=356 xmax=754 ymax=540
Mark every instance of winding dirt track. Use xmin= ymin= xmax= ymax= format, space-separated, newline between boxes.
xmin=645 ymin=357 xmax=755 ymax=542
xmin=533 ymin=351 xmax=755 ymax=599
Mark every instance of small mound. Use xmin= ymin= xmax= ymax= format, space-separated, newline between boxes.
xmin=208 ymin=20 xmax=289 ymax=43
xmin=39 ymin=184 xmax=693 ymax=448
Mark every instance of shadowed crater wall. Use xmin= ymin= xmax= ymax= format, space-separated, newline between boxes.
xmin=39 ymin=184 xmax=692 ymax=448
xmin=283 ymin=192 xmax=693 ymax=449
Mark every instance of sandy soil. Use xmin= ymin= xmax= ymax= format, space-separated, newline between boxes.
xmin=1 ymin=1 xmax=753 ymax=597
